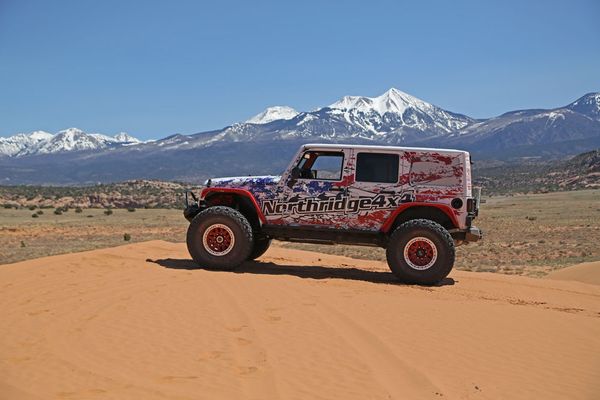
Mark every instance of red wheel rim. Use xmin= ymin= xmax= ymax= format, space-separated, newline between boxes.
xmin=403 ymin=237 xmax=437 ymax=270
xmin=202 ymin=224 xmax=235 ymax=256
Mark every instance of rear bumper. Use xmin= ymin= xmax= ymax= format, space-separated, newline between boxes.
xmin=449 ymin=226 xmax=483 ymax=243
xmin=465 ymin=226 xmax=483 ymax=242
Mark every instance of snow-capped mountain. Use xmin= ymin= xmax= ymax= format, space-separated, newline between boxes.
xmin=438 ymin=93 xmax=600 ymax=155
xmin=113 ymin=132 xmax=141 ymax=143
xmin=0 ymin=128 xmax=141 ymax=157
xmin=0 ymin=131 xmax=53 ymax=157
xmin=213 ymin=88 xmax=474 ymax=145
xmin=327 ymin=88 xmax=472 ymax=134
xmin=246 ymin=106 xmax=299 ymax=124
xmin=565 ymin=92 xmax=600 ymax=121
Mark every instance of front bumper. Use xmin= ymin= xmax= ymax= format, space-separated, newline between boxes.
xmin=183 ymin=190 xmax=205 ymax=222
xmin=449 ymin=226 xmax=483 ymax=243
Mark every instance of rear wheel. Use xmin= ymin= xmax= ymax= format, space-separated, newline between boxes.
xmin=186 ymin=206 xmax=253 ymax=270
xmin=248 ymin=237 xmax=271 ymax=260
xmin=386 ymin=219 xmax=455 ymax=285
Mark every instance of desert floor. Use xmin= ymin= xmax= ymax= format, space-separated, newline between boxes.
xmin=2 ymin=190 xmax=599 ymax=276
xmin=1 ymin=241 xmax=599 ymax=400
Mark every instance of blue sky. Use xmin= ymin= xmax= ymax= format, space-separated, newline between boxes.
xmin=1 ymin=0 xmax=599 ymax=140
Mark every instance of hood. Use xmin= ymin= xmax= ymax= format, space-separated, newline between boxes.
xmin=206 ymin=175 xmax=281 ymax=190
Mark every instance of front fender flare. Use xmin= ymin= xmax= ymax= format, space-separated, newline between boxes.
xmin=201 ymin=188 xmax=267 ymax=224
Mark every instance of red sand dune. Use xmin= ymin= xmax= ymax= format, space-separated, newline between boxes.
xmin=1 ymin=241 xmax=599 ymax=399
xmin=546 ymin=260 xmax=600 ymax=285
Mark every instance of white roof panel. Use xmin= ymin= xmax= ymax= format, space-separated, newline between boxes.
xmin=302 ymin=143 xmax=467 ymax=154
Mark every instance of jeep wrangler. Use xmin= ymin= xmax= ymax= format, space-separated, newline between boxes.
xmin=183 ymin=144 xmax=482 ymax=285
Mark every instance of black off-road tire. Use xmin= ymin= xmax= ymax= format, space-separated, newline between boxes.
xmin=186 ymin=206 xmax=254 ymax=270
xmin=386 ymin=219 xmax=455 ymax=285
xmin=248 ymin=237 xmax=272 ymax=260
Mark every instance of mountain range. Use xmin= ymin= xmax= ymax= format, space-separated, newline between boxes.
xmin=1 ymin=89 xmax=599 ymax=185
xmin=0 ymin=128 xmax=141 ymax=157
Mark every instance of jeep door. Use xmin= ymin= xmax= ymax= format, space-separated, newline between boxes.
xmin=345 ymin=149 xmax=409 ymax=231
xmin=281 ymin=147 xmax=352 ymax=227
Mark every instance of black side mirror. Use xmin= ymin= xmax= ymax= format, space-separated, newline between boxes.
xmin=290 ymin=167 xmax=301 ymax=179
xmin=287 ymin=167 xmax=301 ymax=188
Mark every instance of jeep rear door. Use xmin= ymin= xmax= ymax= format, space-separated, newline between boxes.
xmin=345 ymin=149 xmax=407 ymax=231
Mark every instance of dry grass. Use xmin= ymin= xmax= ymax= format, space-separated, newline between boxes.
xmin=0 ymin=208 xmax=187 ymax=265
xmin=282 ymin=190 xmax=600 ymax=277
xmin=1 ymin=190 xmax=599 ymax=277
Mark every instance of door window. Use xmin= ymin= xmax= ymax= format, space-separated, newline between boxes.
xmin=297 ymin=151 xmax=344 ymax=180
xmin=355 ymin=153 xmax=399 ymax=183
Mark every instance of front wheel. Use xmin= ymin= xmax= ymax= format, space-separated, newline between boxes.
xmin=386 ymin=219 xmax=455 ymax=285
xmin=186 ymin=206 xmax=254 ymax=270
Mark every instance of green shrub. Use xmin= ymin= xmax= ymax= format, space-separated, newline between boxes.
xmin=127 ymin=207 xmax=136 ymax=212
xmin=32 ymin=213 xmax=39 ymax=218
xmin=36 ymin=210 xmax=43 ymax=215
xmin=104 ymin=209 xmax=113 ymax=216
xmin=123 ymin=233 xmax=131 ymax=241
xmin=54 ymin=209 xmax=63 ymax=215
xmin=28 ymin=205 xmax=37 ymax=210
xmin=75 ymin=207 xmax=83 ymax=213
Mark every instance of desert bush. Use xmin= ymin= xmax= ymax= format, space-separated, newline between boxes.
xmin=3 ymin=204 xmax=13 ymax=209
xmin=31 ymin=213 xmax=39 ymax=218
xmin=36 ymin=210 xmax=43 ymax=215
xmin=104 ymin=208 xmax=113 ymax=216
xmin=28 ymin=205 xmax=37 ymax=210
xmin=127 ymin=207 xmax=136 ymax=212
xmin=54 ymin=209 xmax=63 ymax=215
xmin=20 ymin=241 xmax=26 ymax=247
xmin=75 ymin=207 xmax=83 ymax=213
xmin=123 ymin=233 xmax=131 ymax=241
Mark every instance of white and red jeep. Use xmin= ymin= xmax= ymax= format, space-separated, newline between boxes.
xmin=184 ymin=143 xmax=482 ymax=284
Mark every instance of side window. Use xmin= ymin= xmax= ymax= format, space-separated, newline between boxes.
xmin=355 ymin=153 xmax=399 ymax=183
xmin=409 ymin=156 xmax=462 ymax=186
xmin=297 ymin=151 xmax=344 ymax=180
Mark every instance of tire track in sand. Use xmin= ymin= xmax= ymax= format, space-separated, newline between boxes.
xmin=274 ymin=279 xmax=442 ymax=400
xmin=199 ymin=272 xmax=281 ymax=399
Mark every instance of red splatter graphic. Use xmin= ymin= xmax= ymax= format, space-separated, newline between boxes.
xmin=336 ymin=172 xmax=355 ymax=187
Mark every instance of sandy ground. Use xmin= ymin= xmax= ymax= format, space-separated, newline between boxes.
xmin=1 ymin=241 xmax=599 ymax=400
xmin=546 ymin=261 xmax=600 ymax=285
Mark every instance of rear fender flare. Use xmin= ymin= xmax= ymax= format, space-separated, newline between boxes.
xmin=380 ymin=203 xmax=459 ymax=233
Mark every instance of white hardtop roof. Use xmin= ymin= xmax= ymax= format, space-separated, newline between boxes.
xmin=302 ymin=143 xmax=468 ymax=154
